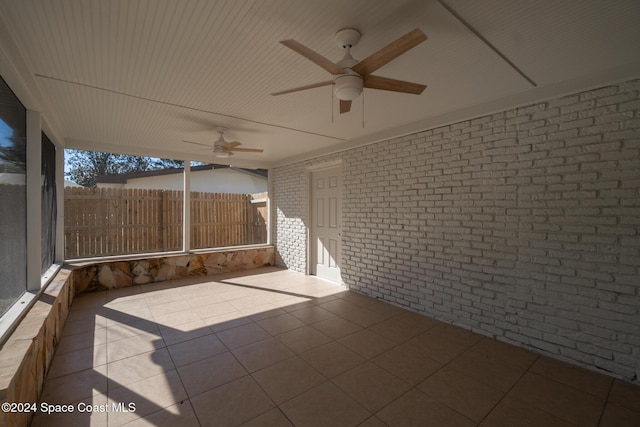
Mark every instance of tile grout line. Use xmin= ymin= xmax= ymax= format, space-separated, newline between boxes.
xmin=375 ymin=331 xmax=524 ymax=425
xmin=107 ymin=286 xmax=164 ymax=426
xmin=322 ymin=314 xmax=443 ymax=424
xmin=103 ymin=290 xmax=111 ymax=426
xmin=152 ymin=289 xmax=204 ymax=427
xmin=406 ymin=338 xmax=485 ymax=425
xmin=472 ymin=346 xmax=541 ymax=426
xmin=596 ymin=379 xmax=616 ymax=426
xmin=140 ymin=283 xmax=226 ymax=426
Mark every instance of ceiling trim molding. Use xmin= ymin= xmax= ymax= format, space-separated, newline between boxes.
xmin=437 ymin=0 xmax=537 ymax=88
xmin=36 ymin=73 xmax=345 ymax=143
xmin=271 ymin=62 xmax=640 ymax=169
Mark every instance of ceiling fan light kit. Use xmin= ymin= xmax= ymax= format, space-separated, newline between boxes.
xmin=182 ymin=127 xmax=263 ymax=159
xmin=333 ymin=74 xmax=363 ymax=100
xmin=213 ymin=146 xmax=230 ymax=158
xmin=272 ymin=27 xmax=428 ymax=114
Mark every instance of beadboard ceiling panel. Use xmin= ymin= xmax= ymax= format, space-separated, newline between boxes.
xmin=445 ymin=0 xmax=640 ymax=86
xmin=1 ymin=0 xmax=639 ymax=168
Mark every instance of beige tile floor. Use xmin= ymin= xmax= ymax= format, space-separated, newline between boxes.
xmin=32 ymin=267 xmax=640 ymax=427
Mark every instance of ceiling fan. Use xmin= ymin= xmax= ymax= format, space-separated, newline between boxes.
xmin=182 ymin=127 xmax=263 ymax=158
xmin=271 ymin=28 xmax=428 ymax=114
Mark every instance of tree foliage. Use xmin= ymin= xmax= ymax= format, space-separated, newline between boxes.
xmin=0 ymin=136 xmax=26 ymax=173
xmin=65 ymin=149 xmax=184 ymax=187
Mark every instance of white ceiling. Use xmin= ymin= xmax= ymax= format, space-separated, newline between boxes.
xmin=1 ymin=0 xmax=639 ymax=169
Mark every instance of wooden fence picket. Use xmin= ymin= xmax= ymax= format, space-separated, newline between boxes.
xmin=64 ymin=187 xmax=267 ymax=259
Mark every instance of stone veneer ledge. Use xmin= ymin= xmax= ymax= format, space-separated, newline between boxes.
xmin=69 ymin=246 xmax=275 ymax=293
xmin=0 ymin=246 xmax=274 ymax=427
xmin=0 ymin=267 xmax=73 ymax=427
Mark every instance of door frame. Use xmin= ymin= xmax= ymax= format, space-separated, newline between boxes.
xmin=306 ymin=160 xmax=343 ymax=281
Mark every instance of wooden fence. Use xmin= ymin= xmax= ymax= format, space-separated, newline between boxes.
xmin=191 ymin=191 xmax=268 ymax=250
xmin=64 ymin=187 xmax=267 ymax=259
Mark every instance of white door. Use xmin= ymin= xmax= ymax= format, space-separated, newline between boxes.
xmin=310 ymin=167 xmax=342 ymax=283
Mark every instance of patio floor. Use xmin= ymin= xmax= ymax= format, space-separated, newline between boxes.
xmin=32 ymin=267 xmax=639 ymax=426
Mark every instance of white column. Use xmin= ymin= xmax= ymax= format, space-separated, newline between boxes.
xmin=55 ymin=144 xmax=65 ymax=262
xmin=26 ymin=110 xmax=41 ymax=291
xmin=266 ymin=169 xmax=272 ymax=245
xmin=183 ymin=162 xmax=191 ymax=252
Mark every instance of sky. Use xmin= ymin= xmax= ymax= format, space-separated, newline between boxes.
xmin=0 ymin=119 xmax=13 ymax=147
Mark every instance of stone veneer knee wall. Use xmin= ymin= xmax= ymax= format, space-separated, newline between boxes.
xmin=0 ymin=268 xmax=73 ymax=427
xmin=70 ymin=247 xmax=275 ymax=293
xmin=271 ymin=79 xmax=640 ymax=383
xmin=0 ymin=246 xmax=274 ymax=427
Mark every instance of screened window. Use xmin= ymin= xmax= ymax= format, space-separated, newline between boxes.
xmin=63 ymin=153 xmax=268 ymax=258
xmin=42 ymin=133 xmax=56 ymax=272
xmin=64 ymin=150 xmax=184 ymax=258
xmin=190 ymin=162 xmax=268 ymax=250
xmin=0 ymin=76 xmax=27 ymax=317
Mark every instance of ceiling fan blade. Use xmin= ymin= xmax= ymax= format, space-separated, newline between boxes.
xmin=228 ymin=147 xmax=264 ymax=153
xmin=280 ymin=40 xmax=345 ymax=75
xmin=271 ymin=80 xmax=334 ymax=96
xmin=182 ymin=140 xmax=211 ymax=148
xmin=364 ymin=75 xmax=426 ymax=94
xmin=352 ymin=28 xmax=427 ymax=77
xmin=222 ymin=141 xmax=241 ymax=149
xmin=339 ymin=100 xmax=352 ymax=114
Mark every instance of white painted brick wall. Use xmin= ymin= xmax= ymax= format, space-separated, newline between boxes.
xmin=270 ymin=154 xmax=341 ymax=273
xmin=271 ymin=79 xmax=640 ymax=383
xmin=270 ymin=163 xmax=308 ymax=273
